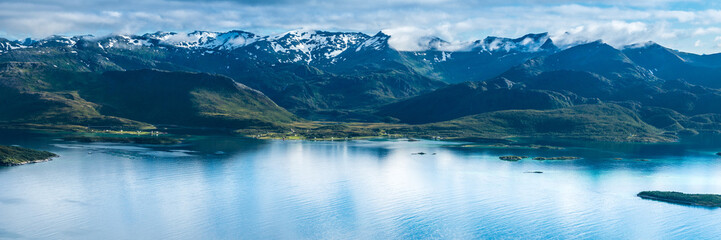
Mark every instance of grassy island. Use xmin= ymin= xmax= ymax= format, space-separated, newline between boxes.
xmin=638 ymin=191 xmax=721 ymax=208
xmin=499 ymin=156 xmax=528 ymax=161
xmin=0 ymin=145 xmax=58 ymax=166
xmin=499 ymin=156 xmax=580 ymax=161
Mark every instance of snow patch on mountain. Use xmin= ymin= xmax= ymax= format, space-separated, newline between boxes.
xmin=0 ymin=39 xmax=26 ymax=52
xmin=145 ymin=31 xmax=259 ymax=50
xmin=32 ymin=35 xmax=82 ymax=48
xmin=403 ymin=36 xmax=474 ymax=52
xmin=1 ymin=30 xmax=559 ymax=62
xmin=262 ymin=29 xmax=368 ymax=63
xmin=385 ymin=32 xmax=554 ymax=53
xmin=471 ymin=33 xmax=554 ymax=53
xmin=356 ymin=32 xmax=389 ymax=52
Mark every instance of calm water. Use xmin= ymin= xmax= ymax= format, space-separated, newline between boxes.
xmin=1 ymin=131 xmax=720 ymax=239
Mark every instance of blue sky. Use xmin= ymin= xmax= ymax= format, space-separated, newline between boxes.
xmin=2 ymin=0 xmax=721 ymax=53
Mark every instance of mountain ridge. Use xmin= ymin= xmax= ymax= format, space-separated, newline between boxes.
xmin=3 ymin=29 xmax=721 ymax=141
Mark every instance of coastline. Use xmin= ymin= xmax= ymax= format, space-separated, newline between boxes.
xmin=0 ymin=145 xmax=59 ymax=167
xmin=2 ymin=156 xmax=56 ymax=167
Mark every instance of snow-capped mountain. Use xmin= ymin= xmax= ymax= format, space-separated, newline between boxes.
xmin=32 ymin=35 xmax=87 ymax=48
xmin=470 ymin=33 xmax=557 ymax=53
xmin=0 ymin=30 xmax=559 ymax=64
xmin=0 ymin=38 xmax=26 ymax=52
xmin=5 ymin=28 xmax=721 ymax=127
xmin=85 ymin=31 xmax=260 ymax=50
xmin=255 ymin=30 xmax=369 ymax=63
xmin=354 ymin=32 xmax=391 ymax=52
xmin=390 ymin=32 xmax=557 ymax=53
xmin=145 ymin=30 xmax=259 ymax=50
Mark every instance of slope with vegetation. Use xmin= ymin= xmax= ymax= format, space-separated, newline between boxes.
xmin=0 ymin=145 xmax=57 ymax=166
xmin=0 ymin=63 xmax=295 ymax=131
xmin=375 ymin=41 xmax=721 ymax=139
xmin=1 ymin=30 xmax=721 ymax=142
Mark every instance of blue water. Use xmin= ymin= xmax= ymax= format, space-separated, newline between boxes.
xmin=1 ymin=132 xmax=720 ymax=239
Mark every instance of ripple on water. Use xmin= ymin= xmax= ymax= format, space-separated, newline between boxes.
xmin=0 ymin=138 xmax=720 ymax=239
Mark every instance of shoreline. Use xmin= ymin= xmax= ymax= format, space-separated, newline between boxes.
xmin=0 ymin=145 xmax=59 ymax=167
xmin=1 ymin=122 xmax=684 ymax=144
xmin=2 ymin=156 xmax=56 ymax=167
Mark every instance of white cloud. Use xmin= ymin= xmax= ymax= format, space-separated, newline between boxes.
xmin=383 ymin=27 xmax=436 ymax=51
xmin=654 ymin=10 xmax=696 ymax=22
xmin=693 ymin=27 xmax=721 ymax=36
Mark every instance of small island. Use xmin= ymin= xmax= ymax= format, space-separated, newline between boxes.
xmin=499 ymin=155 xmax=528 ymax=161
xmin=0 ymin=145 xmax=58 ymax=166
xmin=533 ymin=156 xmax=580 ymax=160
xmin=637 ymin=191 xmax=721 ymax=208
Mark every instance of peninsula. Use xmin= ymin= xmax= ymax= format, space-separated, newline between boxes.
xmin=0 ymin=145 xmax=58 ymax=166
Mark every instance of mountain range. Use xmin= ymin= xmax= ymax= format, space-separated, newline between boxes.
xmin=2 ymin=29 xmax=721 ymax=141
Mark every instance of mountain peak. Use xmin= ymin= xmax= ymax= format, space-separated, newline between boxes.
xmin=559 ymin=40 xmax=614 ymax=51
xmin=624 ymin=41 xmax=659 ymax=49
xmin=136 ymin=30 xmax=261 ymax=49
xmin=516 ymin=32 xmax=550 ymax=44
xmin=557 ymin=40 xmax=620 ymax=57
xmin=270 ymin=29 xmax=317 ymax=40
xmin=622 ymin=41 xmax=687 ymax=67
xmin=374 ymin=31 xmax=390 ymax=38
xmin=473 ymin=32 xmax=555 ymax=53
xmin=417 ymin=36 xmax=450 ymax=51
xmin=356 ymin=32 xmax=390 ymax=52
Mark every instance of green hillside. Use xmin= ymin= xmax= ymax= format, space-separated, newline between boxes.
xmin=378 ymin=77 xmax=591 ymax=124
xmin=88 ymin=69 xmax=296 ymax=128
xmin=389 ymin=104 xmax=672 ymax=142
xmin=0 ymin=63 xmax=295 ymax=130
xmin=0 ymin=145 xmax=57 ymax=166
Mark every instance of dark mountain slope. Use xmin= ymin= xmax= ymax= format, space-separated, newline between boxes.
xmin=398 ymin=33 xmax=559 ymax=84
xmin=388 ymin=103 xmax=671 ymax=142
xmin=512 ymin=41 xmax=657 ymax=84
xmin=376 ymin=40 xmax=721 ymax=136
xmin=0 ymin=62 xmax=150 ymax=127
xmin=84 ymin=69 xmax=297 ymax=128
xmin=377 ymin=77 xmax=591 ymax=124
xmin=0 ymin=63 xmax=295 ymax=129
xmin=622 ymin=43 xmax=721 ymax=88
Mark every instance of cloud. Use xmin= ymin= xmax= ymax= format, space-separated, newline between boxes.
xmin=1 ymin=0 xmax=721 ymax=53
xmin=715 ymin=36 xmax=721 ymax=48
xmin=693 ymin=27 xmax=721 ymax=36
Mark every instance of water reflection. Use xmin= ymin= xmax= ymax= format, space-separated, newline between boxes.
xmin=0 ymin=133 xmax=720 ymax=239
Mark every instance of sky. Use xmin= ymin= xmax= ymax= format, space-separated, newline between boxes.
xmin=2 ymin=0 xmax=721 ymax=53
